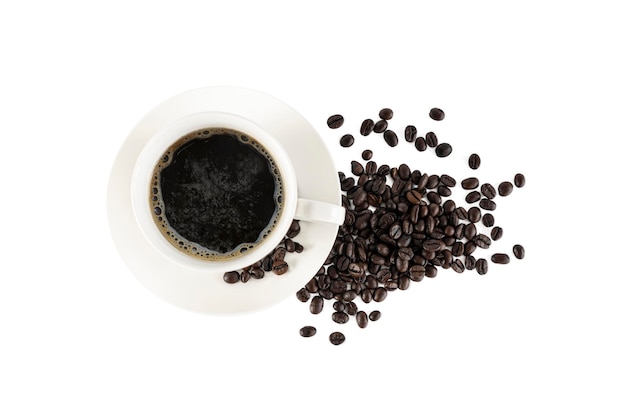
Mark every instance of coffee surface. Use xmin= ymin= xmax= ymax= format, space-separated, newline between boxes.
xmin=151 ymin=128 xmax=283 ymax=260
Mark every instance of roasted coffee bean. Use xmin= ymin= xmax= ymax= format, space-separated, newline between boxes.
xmin=456 ymin=207 xmax=468 ymax=220
xmin=369 ymin=310 xmax=382 ymax=321
xmin=466 ymin=191 xmax=481 ymax=204
xmin=438 ymin=185 xmax=452 ymax=197
xmin=373 ymin=119 xmax=388 ymax=133
xmin=398 ymin=275 xmax=411 ymax=290
xmin=332 ymin=311 xmax=350 ymax=324
xmin=397 ymin=247 xmax=414 ymax=261
xmin=299 ymin=326 xmax=316 ymax=337
xmin=373 ymin=287 xmax=388 ymax=302
xmin=351 ymin=160 xmax=364 ymax=176
xmin=348 ymin=262 xmax=365 ymax=279
xmin=310 ymin=296 xmax=324 ymax=314
xmin=397 ymin=163 xmax=411 ymax=180
xmin=406 ymin=189 xmax=423 ymax=205
xmin=440 ymin=174 xmax=456 ymax=187
xmin=360 ymin=119 xmax=375 ymax=136
xmin=476 ymin=258 xmax=488 ymax=275
xmin=365 ymin=160 xmax=377 ymax=175
xmin=479 ymin=198 xmax=497 ymax=211
xmin=340 ymin=134 xmax=355 ymax=148
xmin=356 ymin=311 xmax=369 ymax=328
xmin=491 ymin=226 xmax=503 ymax=241
xmin=262 ymin=256 xmax=273 ymax=271
xmin=404 ymin=125 xmax=417 ymax=142
xmin=296 ymin=288 xmax=310 ymax=302
xmin=451 ymin=241 xmax=464 ymax=257
xmin=481 ymin=183 xmax=496 ymax=199
xmin=409 ymin=265 xmax=425 ymax=281
xmin=466 ymin=206 xmax=481 ymax=223
xmin=451 ymin=259 xmax=465 ymax=273
xmin=362 ymin=149 xmax=373 ymax=160
xmin=383 ymin=130 xmax=399 ymax=147
xmin=305 ymin=277 xmax=319 ymax=293
xmin=223 ymin=271 xmax=240 ymax=284
xmin=463 ymin=223 xmax=477 ymax=240
xmin=514 ymin=173 xmax=526 ymax=188
xmin=475 ymin=233 xmax=491 ymax=249
xmin=461 ymin=177 xmax=479 ymax=190
xmin=423 ymin=239 xmax=445 ymax=251
xmin=329 ymin=332 xmax=346 ymax=345
xmin=468 ymin=153 xmax=481 ymax=169
xmin=435 ymin=143 xmax=452 ymax=157
xmin=491 ymin=253 xmax=510 ymax=264
xmin=284 ymin=239 xmax=296 ymax=253
xmin=327 ymin=114 xmax=344 ymax=129
xmin=425 ymin=265 xmax=438 ymax=278
xmin=465 ymin=255 xmax=476 ymax=270
xmin=333 ymin=301 xmax=345 ymax=312
xmin=498 ymin=181 xmax=514 ymax=196
xmin=346 ymin=302 xmax=358 ymax=315
xmin=272 ymin=259 xmax=288 ymax=275
xmin=429 ymin=107 xmax=445 ymax=121
xmin=415 ymin=136 xmax=427 ymax=151
xmin=379 ymin=108 xmax=394 ymax=120
xmin=482 ymin=213 xmax=495 ymax=227
xmin=426 ymin=174 xmax=440 ymax=189
xmin=513 ymin=244 xmax=525 ymax=259
xmin=250 ymin=268 xmax=264 ymax=279
xmin=425 ymin=132 xmax=438 ymax=148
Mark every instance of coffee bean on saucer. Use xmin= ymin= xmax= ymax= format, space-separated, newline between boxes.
xmin=340 ymin=134 xmax=355 ymax=148
xmin=429 ymin=107 xmax=445 ymax=121
xmin=329 ymin=332 xmax=346 ymax=345
xmin=379 ymin=108 xmax=394 ymax=120
xmin=223 ymin=271 xmax=240 ymax=284
xmin=360 ymin=119 xmax=375 ymax=136
xmin=272 ymin=259 xmax=289 ymax=275
xmin=299 ymin=326 xmax=316 ymax=337
xmin=327 ymin=114 xmax=344 ymax=129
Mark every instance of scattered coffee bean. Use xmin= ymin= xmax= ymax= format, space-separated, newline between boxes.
xmin=379 ymin=108 xmax=394 ymax=120
xmin=435 ymin=143 xmax=453 ymax=157
xmin=332 ymin=311 xmax=350 ymax=324
xmin=369 ymin=310 xmax=381 ymax=321
xmin=329 ymin=332 xmax=346 ymax=345
xmin=468 ymin=153 xmax=481 ymax=170
xmin=299 ymin=326 xmax=316 ymax=337
xmin=373 ymin=119 xmax=388 ymax=133
xmin=461 ymin=177 xmax=479 ymax=190
xmin=479 ymin=198 xmax=497 ymax=211
xmin=468 ymin=206 xmax=482 ymax=222
xmin=513 ymin=244 xmax=525 ymax=259
xmin=405 ymin=125 xmax=417 ymax=142
xmin=415 ymin=137 xmax=427 ymax=151
xmin=481 ymin=183 xmax=496 ymax=199
xmin=514 ymin=173 xmax=526 ymax=188
xmin=296 ymin=288 xmax=310 ymax=302
xmin=425 ymin=132 xmax=438 ymax=148
xmin=362 ymin=149 xmax=373 ymax=160
xmin=223 ymin=271 xmax=240 ymax=284
xmin=383 ymin=130 xmax=399 ymax=147
xmin=482 ymin=213 xmax=495 ymax=227
xmin=360 ymin=119 xmax=375 ymax=136
xmin=340 ymin=134 xmax=355 ymax=148
xmin=491 ymin=253 xmax=510 ymax=264
xmin=429 ymin=107 xmax=445 ymax=121
xmin=476 ymin=258 xmax=488 ymax=275
xmin=351 ymin=160 xmax=364 ymax=176
xmin=498 ymin=181 xmax=514 ymax=196
xmin=440 ymin=174 xmax=456 ymax=187
xmin=310 ymin=296 xmax=324 ymax=314
xmin=356 ymin=311 xmax=369 ymax=328
xmin=466 ymin=191 xmax=481 ymax=204
xmin=491 ymin=226 xmax=503 ymax=241
xmin=327 ymin=114 xmax=344 ymax=129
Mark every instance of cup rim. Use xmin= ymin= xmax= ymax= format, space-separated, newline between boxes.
xmin=130 ymin=111 xmax=298 ymax=272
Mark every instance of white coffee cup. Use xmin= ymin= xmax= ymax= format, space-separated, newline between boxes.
xmin=131 ymin=111 xmax=345 ymax=273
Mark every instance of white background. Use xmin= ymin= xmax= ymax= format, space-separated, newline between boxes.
xmin=1 ymin=1 xmax=625 ymax=416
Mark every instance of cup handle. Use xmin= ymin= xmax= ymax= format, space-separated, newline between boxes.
xmin=294 ymin=198 xmax=345 ymax=225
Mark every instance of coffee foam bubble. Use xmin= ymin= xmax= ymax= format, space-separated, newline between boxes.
xmin=150 ymin=127 xmax=284 ymax=261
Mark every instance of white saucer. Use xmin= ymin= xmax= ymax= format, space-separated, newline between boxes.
xmin=107 ymin=86 xmax=341 ymax=315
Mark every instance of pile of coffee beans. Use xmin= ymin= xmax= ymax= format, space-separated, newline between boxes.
xmin=222 ymin=220 xmax=303 ymax=283
xmin=299 ymin=108 xmax=525 ymax=345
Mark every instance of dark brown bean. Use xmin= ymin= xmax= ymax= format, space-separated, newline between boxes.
xmin=384 ymin=130 xmax=399 ymax=147
xmin=491 ymin=226 xmax=503 ymax=241
xmin=373 ymin=287 xmax=388 ymax=302
xmin=425 ymin=132 xmax=438 ymax=147
xmin=373 ymin=119 xmax=388 ymax=133
xmin=299 ymin=326 xmax=316 ymax=337
xmin=415 ymin=136 xmax=427 ymax=151
xmin=339 ymin=134 xmax=355 ymax=148
xmin=491 ymin=253 xmax=510 ymax=264
xmin=404 ymin=125 xmax=417 ymax=142
xmin=379 ymin=108 xmax=394 ymax=120
xmin=514 ymin=173 xmax=526 ymax=188
xmin=476 ymin=258 xmax=488 ymax=275
xmin=513 ymin=244 xmax=525 ymax=259
xmin=468 ymin=153 xmax=481 ymax=169
xmin=362 ymin=149 xmax=373 ymax=160
xmin=468 ymin=206 xmax=482 ymax=223
xmin=429 ymin=107 xmax=445 ymax=121
xmin=329 ymin=332 xmax=346 ymax=345
xmin=461 ymin=177 xmax=479 ymax=190
xmin=498 ymin=181 xmax=514 ymax=196
xmin=360 ymin=119 xmax=375 ymax=136
xmin=327 ymin=114 xmax=344 ymax=129
xmin=296 ymin=288 xmax=310 ymax=302
xmin=440 ymin=174 xmax=456 ymax=187
xmin=369 ymin=310 xmax=382 ymax=321
xmin=351 ymin=160 xmax=364 ymax=176
xmin=223 ymin=271 xmax=240 ymax=284
xmin=332 ymin=311 xmax=350 ymax=324
xmin=479 ymin=198 xmax=497 ymax=211
xmin=481 ymin=183 xmax=496 ymax=199
xmin=482 ymin=213 xmax=495 ymax=227
xmin=435 ymin=143 xmax=453 ymax=157
xmin=466 ymin=191 xmax=481 ymax=204
xmin=356 ymin=311 xmax=369 ymax=328
xmin=451 ymin=259 xmax=465 ymax=273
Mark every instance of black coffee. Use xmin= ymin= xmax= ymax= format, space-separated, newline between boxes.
xmin=150 ymin=127 xmax=283 ymax=260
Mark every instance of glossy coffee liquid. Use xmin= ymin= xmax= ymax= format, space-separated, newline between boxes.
xmin=150 ymin=127 xmax=284 ymax=260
